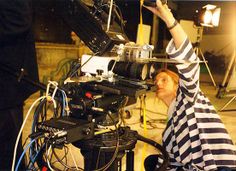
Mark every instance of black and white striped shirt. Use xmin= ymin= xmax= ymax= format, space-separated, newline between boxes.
xmin=162 ymin=37 xmax=236 ymax=171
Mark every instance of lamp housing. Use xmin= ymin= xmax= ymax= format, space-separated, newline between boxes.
xmin=194 ymin=4 xmax=221 ymax=27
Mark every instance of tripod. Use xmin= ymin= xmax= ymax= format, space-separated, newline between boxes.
xmin=219 ymin=49 xmax=236 ymax=112
xmin=194 ymin=26 xmax=216 ymax=87
xmin=73 ymin=126 xmax=169 ymax=171
xmin=74 ymin=127 xmax=137 ymax=171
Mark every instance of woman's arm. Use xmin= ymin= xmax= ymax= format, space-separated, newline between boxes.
xmin=144 ymin=0 xmax=200 ymax=102
xmin=144 ymin=0 xmax=186 ymax=49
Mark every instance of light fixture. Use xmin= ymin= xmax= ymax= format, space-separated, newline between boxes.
xmin=200 ymin=4 xmax=221 ymax=27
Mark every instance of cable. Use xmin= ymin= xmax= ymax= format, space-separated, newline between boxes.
xmin=68 ymin=52 xmax=99 ymax=78
xmin=16 ymin=138 xmax=36 ymax=171
xmin=52 ymin=146 xmax=83 ymax=171
xmin=133 ymin=107 xmax=167 ymax=117
xmin=113 ymin=4 xmax=125 ymax=33
xmin=61 ymin=89 xmax=69 ymax=116
xmin=27 ymin=143 xmax=46 ymax=170
xmin=11 ymin=96 xmax=47 ymax=171
xmin=31 ymin=99 xmax=47 ymax=136
xmin=95 ymin=148 xmax=102 ymax=169
xmin=140 ymin=95 xmax=147 ymax=171
xmin=65 ymin=61 xmax=81 ymax=78
xmin=135 ymin=134 xmax=169 ymax=171
xmin=52 ymin=146 xmax=68 ymax=168
xmin=22 ymin=136 xmax=30 ymax=149
xmin=32 ymin=138 xmax=51 ymax=170
xmin=29 ymin=99 xmax=51 ymax=170
xmin=13 ymin=82 xmax=59 ymax=171
xmin=46 ymin=145 xmax=55 ymax=171
xmin=16 ymin=134 xmax=45 ymax=171
xmin=68 ymin=146 xmax=80 ymax=170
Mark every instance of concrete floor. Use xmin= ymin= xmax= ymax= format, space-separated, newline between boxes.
xmin=22 ymin=74 xmax=236 ymax=170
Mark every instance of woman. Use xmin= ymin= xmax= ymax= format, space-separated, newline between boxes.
xmin=144 ymin=1 xmax=236 ymax=170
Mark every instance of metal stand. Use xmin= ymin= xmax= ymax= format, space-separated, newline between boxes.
xmin=73 ymin=127 xmax=137 ymax=171
xmin=194 ymin=27 xmax=216 ymax=87
xmin=219 ymin=96 xmax=236 ymax=112
xmin=73 ymin=126 xmax=169 ymax=171
xmin=218 ymin=49 xmax=236 ymax=112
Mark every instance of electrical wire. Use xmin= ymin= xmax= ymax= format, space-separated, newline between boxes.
xmin=16 ymin=134 xmax=46 ymax=171
xmin=52 ymin=146 xmax=83 ymax=171
xmin=68 ymin=52 xmax=99 ymax=78
xmin=27 ymin=143 xmax=46 ymax=170
xmin=14 ymin=81 xmax=60 ymax=171
xmin=52 ymin=146 xmax=68 ymax=168
xmin=66 ymin=62 xmax=81 ymax=78
xmin=29 ymin=82 xmax=61 ymax=168
xmin=33 ymin=138 xmax=51 ymax=170
xmin=113 ymin=4 xmax=125 ymax=33
xmin=31 ymin=99 xmax=47 ymax=137
xmin=46 ymin=145 xmax=55 ymax=171
xmin=16 ymin=138 xmax=36 ymax=171
xmin=136 ymin=134 xmax=169 ymax=171
xmin=68 ymin=146 xmax=80 ymax=170
xmin=29 ymin=99 xmax=49 ymax=170
xmin=59 ymin=89 xmax=69 ymax=116
xmin=140 ymin=95 xmax=148 ymax=171
xmin=133 ymin=107 xmax=167 ymax=117
xmin=11 ymin=96 xmax=47 ymax=171
xmin=23 ymin=74 xmax=127 ymax=170
xmin=92 ymin=2 xmax=125 ymax=33
xmin=22 ymin=136 xmax=30 ymax=149
xmin=92 ymin=4 xmax=109 ymax=16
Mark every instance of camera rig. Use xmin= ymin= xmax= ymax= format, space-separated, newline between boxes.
xmin=29 ymin=78 xmax=168 ymax=171
xmin=6 ymin=0 xmax=170 ymax=170
xmin=1 ymin=59 xmax=168 ymax=171
xmin=14 ymin=67 xmax=167 ymax=171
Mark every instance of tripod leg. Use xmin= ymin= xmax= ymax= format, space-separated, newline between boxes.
xmin=199 ymin=48 xmax=217 ymax=87
xmin=219 ymin=96 xmax=236 ymax=111
xmin=126 ymin=150 xmax=134 ymax=171
xmin=217 ymin=50 xmax=236 ymax=98
xmin=221 ymin=50 xmax=236 ymax=87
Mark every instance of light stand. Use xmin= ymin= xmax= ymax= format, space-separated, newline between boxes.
xmin=192 ymin=4 xmax=221 ymax=87
xmin=218 ymin=49 xmax=236 ymax=112
xmin=193 ymin=26 xmax=217 ymax=87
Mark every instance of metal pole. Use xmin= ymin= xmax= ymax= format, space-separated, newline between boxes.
xmin=106 ymin=0 xmax=114 ymax=32
xmin=195 ymin=26 xmax=216 ymax=87
xmin=126 ymin=150 xmax=134 ymax=171
xmin=221 ymin=49 xmax=236 ymax=87
xmin=199 ymin=48 xmax=217 ymax=87
xmin=219 ymin=96 xmax=236 ymax=111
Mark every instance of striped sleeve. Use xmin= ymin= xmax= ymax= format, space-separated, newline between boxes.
xmin=166 ymin=37 xmax=200 ymax=103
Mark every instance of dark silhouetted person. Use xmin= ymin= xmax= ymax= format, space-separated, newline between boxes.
xmin=0 ymin=0 xmax=39 ymax=170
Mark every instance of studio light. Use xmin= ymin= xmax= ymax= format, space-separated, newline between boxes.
xmin=198 ymin=4 xmax=221 ymax=27
xmin=192 ymin=4 xmax=221 ymax=87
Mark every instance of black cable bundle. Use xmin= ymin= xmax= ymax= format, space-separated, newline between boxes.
xmin=136 ymin=133 xmax=169 ymax=171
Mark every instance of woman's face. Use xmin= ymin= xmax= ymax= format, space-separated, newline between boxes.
xmin=155 ymin=72 xmax=177 ymax=101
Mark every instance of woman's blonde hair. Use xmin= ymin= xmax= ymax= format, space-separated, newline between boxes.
xmin=155 ymin=68 xmax=179 ymax=85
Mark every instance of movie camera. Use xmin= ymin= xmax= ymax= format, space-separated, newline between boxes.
xmin=9 ymin=0 xmax=169 ymax=170
xmin=23 ymin=52 xmax=167 ymax=170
